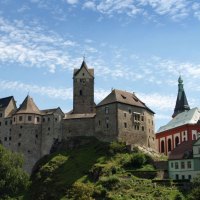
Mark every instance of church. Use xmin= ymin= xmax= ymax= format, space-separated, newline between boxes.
xmin=156 ymin=76 xmax=200 ymax=155
xmin=0 ymin=60 xmax=156 ymax=173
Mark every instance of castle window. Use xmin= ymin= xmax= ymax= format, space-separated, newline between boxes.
xmin=134 ymin=125 xmax=139 ymax=130
xmin=13 ymin=117 xmax=15 ymax=122
xmin=105 ymin=107 xmax=109 ymax=114
xmin=0 ymin=122 xmax=1 ymax=126
xmin=0 ymin=113 xmax=2 ymax=117
xmin=19 ymin=116 xmax=23 ymax=121
xmin=5 ymin=121 xmax=7 ymax=125
xmin=55 ymin=118 xmax=57 ymax=122
xmin=19 ymin=133 xmax=21 ymax=137
xmin=83 ymin=73 xmax=85 ymax=76
xmin=20 ymin=126 xmax=23 ymax=129
xmin=124 ymin=122 xmax=127 ymax=128
xmin=182 ymin=175 xmax=185 ymax=180
xmin=152 ymin=120 xmax=153 ymax=125
xmin=28 ymin=150 xmax=31 ymax=153
xmin=133 ymin=113 xmax=140 ymax=121
xmin=124 ymin=113 xmax=126 ymax=117
xmin=9 ymin=137 xmax=11 ymax=141
xmin=106 ymin=123 xmax=109 ymax=129
xmin=129 ymin=109 xmax=131 ymax=114
xmin=98 ymin=120 xmax=101 ymax=126
xmin=121 ymin=95 xmax=126 ymax=99
xmin=48 ymin=127 xmax=50 ymax=131
xmin=79 ymin=90 xmax=82 ymax=96
xmin=141 ymin=116 xmax=144 ymax=121
xmin=4 ymin=137 xmax=7 ymax=141
xmin=10 ymin=120 xmax=12 ymax=125
xmin=18 ymin=143 xmax=21 ymax=147
xmin=43 ymin=118 xmax=45 ymax=122
xmin=171 ymin=162 xmax=174 ymax=168
xmin=188 ymin=175 xmax=192 ymax=180
xmin=142 ymin=126 xmax=144 ymax=131
xmin=35 ymin=134 xmax=38 ymax=139
xmin=28 ymin=116 xmax=32 ymax=121
xmin=37 ymin=117 xmax=40 ymax=122
xmin=48 ymin=117 xmax=50 ymax=122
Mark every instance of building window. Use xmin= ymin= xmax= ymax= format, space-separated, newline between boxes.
xmin=4 ymin=137 xmax=7 ymax=141
xmin=181 ymin=162 xmax=185 ymax=169
xmin=124 ymin=122 xmax=127 ymax=128
xmin=193 ymin=134 xmax=197 ymax=140
xmin=43 ymin=118 xmax=45 ymax=122
xmin=188 ymin=175 xmax=192 ymax=180
xmin=48 ymin=117 xmax=50 ymax=122
xmin=134 ymin=113 xmax=140 ymax=121
xmin=0 ymin=113 xmax=2 ymax=117
xmin=19 ymin=133 xmax=21 ymax=138
xmin=0 ymin=122 xmax=1 ymax=126
xmin=176 ymin=174 xmax=179 ymax=180
xmin=142 ymin=126 xmax=144 ymax=131
xmin=5 ymin=121 xmax=7 ymax=125
xmin=28 ymin=116 xmax=32 ymax=121
xmin=13 ymin=117 xmax=15 ymax=122
xmin=18 ymin=143 xmax=21 ymax=147
xmin=98 ymin=120 xmax=101 ymax=126
xmin=82 ymin=73 xmax=85 ymax=76
xmin=10 ymin=120 xmax=12 ymax=125
xmin=106 ymin=123 xmax=109 ymax=129
xmin=124 ymin=113 xmax=126 ymax=117
xmin=170 ymin=162 xmax=173 ymax=168
xmin=37 ymin=117 xmax=40 ymax=122
xmin=134 ymin=125 xmax=139 ymax=130
xmin=105 ymin=107 xmax=109 ymax=114
xmin=175 ymin=162 xmax=179 ymax=169
xmin=187 ymin=161 xmax=192 ymax=169
xmin=79 ymin=90 xmax=82 ymax=96
xmin=182 ymin=175 xmax=185 ymax=180
xmin=175 ymin=136 xmax=179 ymax=147
xmin=35 ymin=134 xmax=38 ymax=139
xmin=48 ymin=127 xmax=50 ymax=131
xmin=129 ymin=109 xmax=131 ymax=114
xmin=19 ymin=116 xmax=23 ymax=121
xmin=161 ymin=140 xmax=165 ymax=153
xmin=20 ymin=126 xmax=23 ymax=129
xmin=9 ymin=137 xmax=11 ymax=141
xmin=168 ymin=138 xmax=172 ymax=152
xmin=141 ymin=115 xmax=144 ymax=121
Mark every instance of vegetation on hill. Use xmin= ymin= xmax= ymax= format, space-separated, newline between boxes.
xmin=25 ymin=137 xmax=184 ymax=200
xmin=0 ymin=145 xmax=29 ymax=200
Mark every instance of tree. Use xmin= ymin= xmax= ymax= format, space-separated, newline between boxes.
xmin=187 ymin=174 xmax=200 ymax=200
xmin=0 ymin=145 xmax=29 ymax=199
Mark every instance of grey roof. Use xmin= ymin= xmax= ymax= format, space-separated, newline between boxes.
xmin=41 ymin=107 xmax=64 ymax=116
xmin=96 ymin=89 xmax=155 ymax=114
xmin=172 ymin=76 xmax=190 ymax=118
xmin=74 ymin=60 xmax=94 ymax=77
xmin=157 ymin=107 xmax=200 ymax=133
xmin=64 ymin=113 xmax=96 ymax=120
xmin=15 ymin=95 xmax=41 ymax=115
xmin=0 ymin=96 xmax=14 ymax=109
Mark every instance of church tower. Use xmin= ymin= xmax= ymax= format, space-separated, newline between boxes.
xmin=73 ymin=60 xmax=95 ymax=114
xmin=172 ymin=76 xmax=190 ymax=118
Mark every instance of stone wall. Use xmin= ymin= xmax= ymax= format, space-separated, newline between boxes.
xmin=95 ymin=104 xmax=118 ymax=142
xmin=62 ymin=117 xmax=95 ymax=139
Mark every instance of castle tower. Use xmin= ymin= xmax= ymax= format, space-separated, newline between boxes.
xmin=73 ymin=60 xmax=95 ymax=114
xmin=172 ymin=76 xmax=190 ymax=118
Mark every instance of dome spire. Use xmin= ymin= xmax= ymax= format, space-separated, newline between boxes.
xmin=172 ymin=76 xmax=190 ymax=118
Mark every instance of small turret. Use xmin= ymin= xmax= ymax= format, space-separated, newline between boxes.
xmin=172 ymin=76 xmax=190 ymax=118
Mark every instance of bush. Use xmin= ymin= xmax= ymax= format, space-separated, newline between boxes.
xmin=109 ymin=142 xmax=127 ymax=155
xmin=66 ymin=182 xmax=94 ymax=200
xmin=98 ymin=176 xmax=120 ymax=190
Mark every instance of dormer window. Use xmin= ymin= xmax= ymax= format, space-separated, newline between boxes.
xmin=121 ymin=95 xmax=126 ymax=99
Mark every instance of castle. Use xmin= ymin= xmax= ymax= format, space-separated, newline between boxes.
xmin=0 ymin=61 xmax=156 ymax=173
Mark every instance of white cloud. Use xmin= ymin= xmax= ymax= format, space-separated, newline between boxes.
xmin=66 ymin=0 xmax=78 ymax=5
xmin=83 ymin=1 xmax=96 ymax=10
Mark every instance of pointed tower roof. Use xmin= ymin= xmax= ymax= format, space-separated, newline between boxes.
xmin=172 ymin=76 xmax=190 ymax=118
xmin=73 ymin=60 xmax=94 ymax=77
xmin=16 ymin=95 xmax=41 ymax=115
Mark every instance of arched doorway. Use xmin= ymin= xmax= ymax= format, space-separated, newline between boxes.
xmin=168 ymin=138 xmax=172 ymax=152
xmin=175 ymin=136 xmax=179 ymax=147
xmin=161 ymin=140 xmax=165 ymax=153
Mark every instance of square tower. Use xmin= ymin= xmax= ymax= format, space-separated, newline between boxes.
xmin=73 ymin=60 xmax=95 ymax=114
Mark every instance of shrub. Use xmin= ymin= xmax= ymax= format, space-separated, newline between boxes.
xmin=109 ymin=142 xmax=127 ymax=155
xmin=98 ymin=176 xmax=120 ymax=190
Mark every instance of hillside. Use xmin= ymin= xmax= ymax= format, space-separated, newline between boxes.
xmin=25 ymin=137 xmax=184 ymax=200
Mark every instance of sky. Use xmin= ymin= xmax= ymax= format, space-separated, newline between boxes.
xmin=1 ymin=0 xmax=200 ymax=131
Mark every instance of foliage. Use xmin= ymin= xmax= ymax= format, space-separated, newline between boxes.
xmin=109 ymin=141 xmax=128 ymax=155
xmin=187 ymin=174 xmax=200 ymax=200
xmin=0 ymin=145 xmax=29 ymax=199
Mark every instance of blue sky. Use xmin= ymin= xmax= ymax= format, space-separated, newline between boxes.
xmin=1 ymin=0 xmax=200 ymax=130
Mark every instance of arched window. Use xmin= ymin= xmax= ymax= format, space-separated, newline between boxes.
xmin=168 ymin=138 xmax=172 ymax=152
xmin=161 ymin=140 xmax=165 ymax=153
xmin=175 ymin=136 xmax=179 ymax=147
xmin=193 ymin=134 xmax=196 ymax=140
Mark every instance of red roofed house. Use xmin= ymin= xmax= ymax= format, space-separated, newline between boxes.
xmin=156 ymin=76 xmax=200 ymax=155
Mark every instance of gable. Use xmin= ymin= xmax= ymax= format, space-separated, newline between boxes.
xmin=74 ymin=66 xmax=93 ymax=79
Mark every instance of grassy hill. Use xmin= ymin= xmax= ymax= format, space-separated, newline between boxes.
xmin=25 ymin=137 xmax=184 ymax=200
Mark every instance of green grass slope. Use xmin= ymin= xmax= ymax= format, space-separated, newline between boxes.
xmin=26 ymin=137 xmax=184 ymax=200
